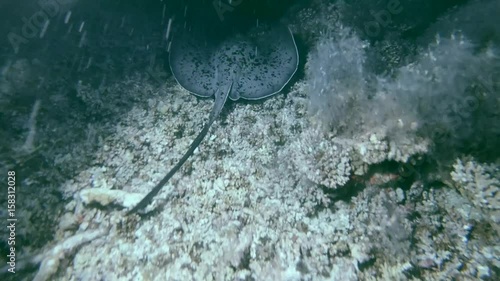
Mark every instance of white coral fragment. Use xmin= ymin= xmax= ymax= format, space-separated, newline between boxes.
xmin=451 ymin=159 xmax=500 ymax=209
xmin=291 ymin=127 xmax=351 ymax=189
xmin=78 ymin=188 xmax=143 ymax=209
xmin=451 ymin=158 xmax=500 ymax=223
xmin=33 ymin=229 xmax=107 ymax=281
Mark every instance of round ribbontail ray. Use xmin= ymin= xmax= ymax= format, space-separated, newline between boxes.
xmin=169 ymin=24 xmax=299 ymax=100
xmin=128 ymin=24 xmax=298 ymax=214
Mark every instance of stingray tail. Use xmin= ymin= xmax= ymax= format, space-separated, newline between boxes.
xmin=127 ymin=82 xmax=232 ymax=215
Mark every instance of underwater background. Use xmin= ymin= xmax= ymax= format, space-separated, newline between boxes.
xmin=0 ymin=0 xmax=499 ymax=280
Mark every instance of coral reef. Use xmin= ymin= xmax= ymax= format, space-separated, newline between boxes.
xmin=451 ymin=158 xmax=500 ymax=224
xmin=0 ymin=1 xmax=498 ymax=281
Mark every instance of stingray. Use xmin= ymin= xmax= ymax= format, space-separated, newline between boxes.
xmin=127 ymin=24 xmax=298 ymax=214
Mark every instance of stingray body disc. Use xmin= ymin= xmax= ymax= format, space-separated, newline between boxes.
xmin=169 ymin=24 xmax=299 ymax=101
